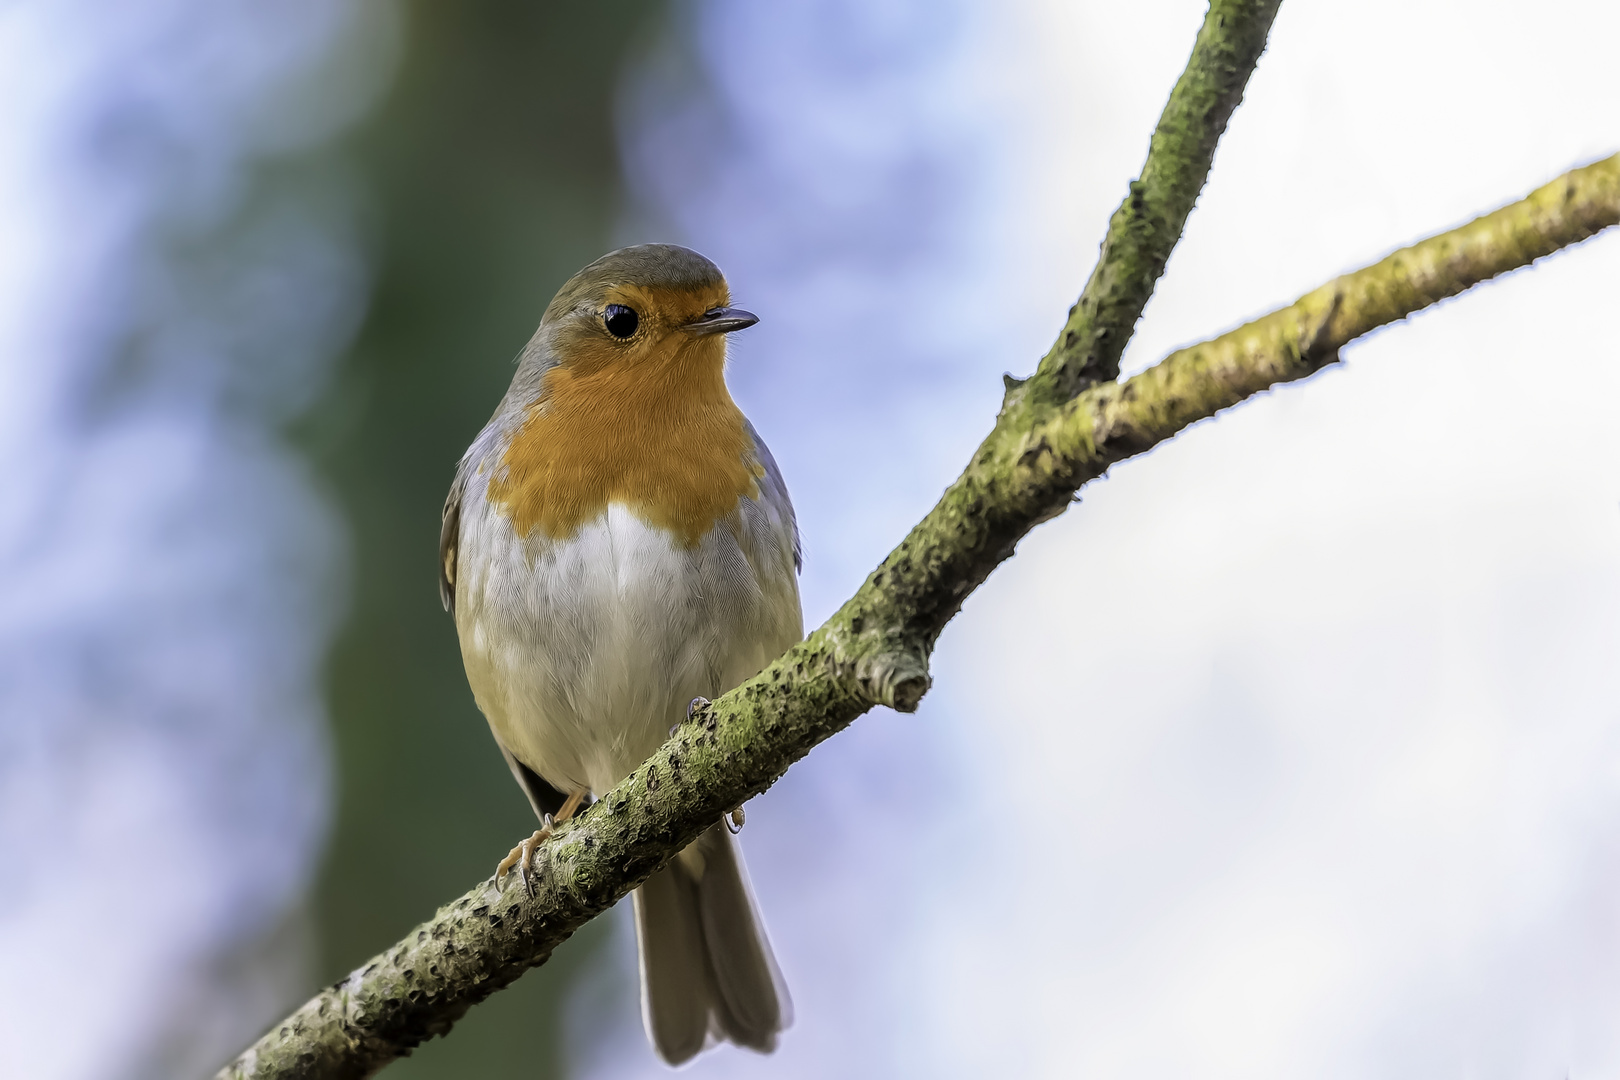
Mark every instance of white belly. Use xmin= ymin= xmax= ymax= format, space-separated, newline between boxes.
xmin=454 ymin=498 xmax=802 ymax=796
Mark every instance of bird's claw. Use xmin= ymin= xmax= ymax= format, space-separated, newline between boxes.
xmin=495 ymin=792 xmax=586 ymax=898
xmin=673 ymin=698 xmax=712 ymax=736
xmin=496 ymin=817 xmax=553 ymax=897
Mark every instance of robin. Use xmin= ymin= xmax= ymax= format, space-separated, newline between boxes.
xmin=439 ymin=244 xmax=800 ymax=1064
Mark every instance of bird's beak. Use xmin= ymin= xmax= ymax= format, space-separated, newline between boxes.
xmin=685 ymin=307 xmax=760 ymax=336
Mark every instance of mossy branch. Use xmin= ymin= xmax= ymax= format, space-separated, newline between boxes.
xmin=1033 ymin=0 xmax=1283 ymax=400
xmin=218 ymin=8 xmax=1619 ymax=1079
xmin=1044 ymin=152 xmax=1620 ymax=493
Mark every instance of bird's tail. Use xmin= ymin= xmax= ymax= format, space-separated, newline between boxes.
xmin=632 ymin=823 xmax=791 ymax=1065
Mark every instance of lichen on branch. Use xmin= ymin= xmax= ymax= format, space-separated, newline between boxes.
xmin=1078 ymin=153 xmax=1620 ymax=462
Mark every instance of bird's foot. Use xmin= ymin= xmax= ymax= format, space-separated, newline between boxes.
xmin=555 ymin=788 xmax=585 ymax=824
xmin=496 ymin=816 xmax=553 ymax=897
xmin=495 ymin=789 xmax=589 ymax=897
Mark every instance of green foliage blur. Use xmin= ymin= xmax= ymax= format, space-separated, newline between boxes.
xmin=301 ymin=2 xmax=662 ymax=1074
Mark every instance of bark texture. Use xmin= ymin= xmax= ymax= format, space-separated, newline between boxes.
xmin=218 ymin=3 xmax=1619 ymax=1075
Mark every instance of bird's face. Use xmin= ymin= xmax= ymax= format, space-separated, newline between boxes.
xmin=545 ymin=279 xmax=759 ymax=384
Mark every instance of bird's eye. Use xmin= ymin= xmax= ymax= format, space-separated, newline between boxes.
xmin=603 ymin=304 xmax=639 ymax=339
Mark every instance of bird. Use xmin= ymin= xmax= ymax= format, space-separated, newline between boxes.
xmin=439 ymin=243 xmax=801 ymax=1065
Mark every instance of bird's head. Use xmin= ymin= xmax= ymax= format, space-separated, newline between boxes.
xmin=486 ymin=244 xmax=767 ymax=546
xmin=536 ymin=244 xmax=757 ymax=383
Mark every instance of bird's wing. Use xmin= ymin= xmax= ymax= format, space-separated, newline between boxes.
xmin=744 ymin=420 xmax=801 ymax=574
xmin=438 ymin=463 xmax=465 ymax=613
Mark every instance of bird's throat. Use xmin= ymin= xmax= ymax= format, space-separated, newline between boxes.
xmin=489 ymin=355 xmax=764 ymax=547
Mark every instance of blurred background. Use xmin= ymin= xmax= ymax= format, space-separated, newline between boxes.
xmin=2 ymin=1 xmax=1618 ymax=1077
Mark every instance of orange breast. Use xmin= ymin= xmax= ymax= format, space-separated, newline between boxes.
xmin=488 ymin=354 xmax=764 ymax=546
